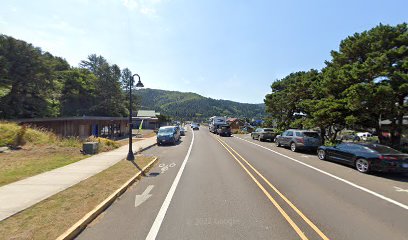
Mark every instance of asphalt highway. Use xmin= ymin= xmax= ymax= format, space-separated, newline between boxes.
xmin=77 ymin=127 xmax=408 ymax=240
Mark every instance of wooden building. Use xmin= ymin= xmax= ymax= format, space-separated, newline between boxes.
xmin=16 ymin=116 xmax=129 ymax=139
xmin=227 ymin=118 xmax=245 ymax=130
xmin=133 ymin=110 xmax=160 ymax=130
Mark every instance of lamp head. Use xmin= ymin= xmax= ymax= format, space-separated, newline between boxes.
xmin=135 ymin=80 xmax=144 ymax=88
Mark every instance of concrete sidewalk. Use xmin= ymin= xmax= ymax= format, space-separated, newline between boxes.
xmin=0 ymin=136 xmax=157 ymax=221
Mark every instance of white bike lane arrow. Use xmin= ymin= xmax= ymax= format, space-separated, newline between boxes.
xmin=135 ymin=185 xmax=154 ymax=208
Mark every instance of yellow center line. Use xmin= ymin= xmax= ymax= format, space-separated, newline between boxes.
xmin=217 ymin=137 xmax=330 ymax=240
xmin=214 ymin=137 xmax=309 ymax=240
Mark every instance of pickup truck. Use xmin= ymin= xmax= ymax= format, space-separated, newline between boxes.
xmin=217 ymin=124 xmax=232 ymax=137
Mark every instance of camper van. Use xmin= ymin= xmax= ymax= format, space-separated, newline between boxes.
xmin=209 ymin=116 xmax=227 ymax=133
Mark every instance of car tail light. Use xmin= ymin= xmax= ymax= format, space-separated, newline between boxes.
xmin=296 ymin=138 xmax=304 ymax=143
xmin=379 ymin=155 xmax=398 ymax=160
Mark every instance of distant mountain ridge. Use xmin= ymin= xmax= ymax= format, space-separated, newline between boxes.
xmin=138 ymin=88 xmax=265 ymax=120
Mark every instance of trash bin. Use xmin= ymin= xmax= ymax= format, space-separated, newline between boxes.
xmin=82 ymin=142 xmax=99 ymax=154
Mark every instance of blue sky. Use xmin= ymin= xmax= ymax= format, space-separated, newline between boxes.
xmin=0 ymin=0 xmax=406 ymax=103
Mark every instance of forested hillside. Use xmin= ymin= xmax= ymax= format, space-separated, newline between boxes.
xmin=138 ymin=88 xmax=265 ymax=120
xmin=0 ymin=34 xmax=264 ymax=120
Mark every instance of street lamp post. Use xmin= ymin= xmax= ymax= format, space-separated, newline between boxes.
xmin=126 ymin=73 xmax=144 ymax=161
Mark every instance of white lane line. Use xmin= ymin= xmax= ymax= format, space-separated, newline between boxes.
xmin=234 ymin=136 xmax=408 ymax=211
xmin=145 ymin=128 xmax=195 ymax=240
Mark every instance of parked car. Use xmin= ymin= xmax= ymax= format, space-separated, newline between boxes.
xmin=217 ymin=124 xmax=232 ymax=137
xmin=317 ymin=143 xmax=408 ymax=173
xmin=156 ymin=126 xmax=181 ymax=145
xmin=275 ymin=129 xmax=321 ymax=152
xmin=341 ymin=134 xmax=360 ymax=142
xmin=191 ymin=123 xmax=199 ymax=130
xmin=357 ymin=132 xmax=373 ymax=141
xmin=180 ymin=127 xmax=186 ymax=136
xmin=251 ymin=128 xmax=276 ymax=141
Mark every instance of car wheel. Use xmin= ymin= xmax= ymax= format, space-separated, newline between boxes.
xmin=252 ymin=135 xmax=255 ymax=139
xmin=276 ymin=140 xmax=281 ymax=147
xmin=355 ymin=158 xmax=370 ymax=173
xmin=290 ymin=142 xmax=297 ymax=152
xmin=317 ymin=149 xmax=325 ymax=160
xmin=258 ymin=135 xmax=263 ymax=141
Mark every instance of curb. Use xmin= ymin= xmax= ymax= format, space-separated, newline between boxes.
xmin=56 ymin=157 xmax=158 ymax=240
xmin=138 ymin=143 xmax=157 ymax=153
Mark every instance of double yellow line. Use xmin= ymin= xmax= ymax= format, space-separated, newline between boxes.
xmin=214 ymin=136 xmax=329 ymax=240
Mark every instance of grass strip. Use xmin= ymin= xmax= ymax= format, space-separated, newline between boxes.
xmin=0 ymin=155 xmax=156 ymax=240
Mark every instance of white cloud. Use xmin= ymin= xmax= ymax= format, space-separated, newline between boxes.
xmin=123 ymin=0 xmax=140 ymax=10
xmin=122 ymin=0 xmax=163 ymax=17
xmin=140 ymin=7 xmax=156 ymax=15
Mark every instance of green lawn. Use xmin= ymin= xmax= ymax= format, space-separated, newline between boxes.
xmin=0 ymin=145 xmax=86 ymax=186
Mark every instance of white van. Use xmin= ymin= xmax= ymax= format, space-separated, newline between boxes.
xmin=356 ymin=132 xmax=372 ymax=141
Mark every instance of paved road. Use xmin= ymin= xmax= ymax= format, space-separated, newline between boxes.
xmin=77 ymin=127 xmax=408 ymax=240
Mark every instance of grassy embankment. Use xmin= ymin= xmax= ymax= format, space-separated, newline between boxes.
xmin=0 ymin=122 xmax=120 ymax=186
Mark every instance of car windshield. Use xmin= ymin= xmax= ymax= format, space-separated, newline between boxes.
xmin=366 ymin=144 xmax=401 ymax=154
xmin=303 ymin=132 xmax=319 ymax=138
xmin=158 ymin=128 xmax=174 ymax=134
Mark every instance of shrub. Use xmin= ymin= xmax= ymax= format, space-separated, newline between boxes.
xmin=24 ymin=126 xmax=56 ymax=145
xmin=15 ymin=125 xmax=27 ymax=146
xmin=0 ymin=122 xmax=20 ymax=147
xmin=86 ymin=136 xmax=119 ymax=152
xmin=0 ymin=122 xmax=82 ymax=148
xmin=59 ymin=137 xmax=82 ymax=148
xmin=365 ymin=136 xmax=379 ymax=143
xmin=324 ymin=140 xmax=338 ymax=147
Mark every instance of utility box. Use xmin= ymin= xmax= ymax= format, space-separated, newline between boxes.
xmin=82 ymin=142 xmax=99 ymax=154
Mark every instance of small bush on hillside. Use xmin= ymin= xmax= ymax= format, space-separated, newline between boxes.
xmin=0 ymin=122 xmax=82 ymax=148
xmin=86 ymin=136 xmax=119 ymax=152
xmin=24 ymin=126 xmax=56 ymax=145
xmin=15 ymin=125 xmax=27 ymax=146
xmin=0 ymin=122 xmax=20 ymax=147
xmin=0 ymin=122 xmax=119 ymax=153
xmin=59 ymin=137 xmax=82 ymax=148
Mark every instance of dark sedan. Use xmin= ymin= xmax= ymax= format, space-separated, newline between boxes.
xmin=317 ymin=143 xmax=408 ymax=173
xmin=156 ymin=126 xmax=181 ymax=145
